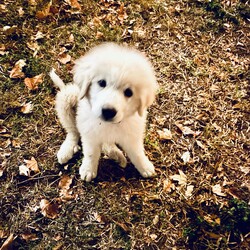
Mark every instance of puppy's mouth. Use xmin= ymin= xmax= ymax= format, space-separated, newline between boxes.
xmin=100 ymin=117 xmax=122 ymax=124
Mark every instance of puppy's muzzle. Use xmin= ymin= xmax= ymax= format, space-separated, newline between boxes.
xmin=102 ymin=108 xmax=117 ymax=121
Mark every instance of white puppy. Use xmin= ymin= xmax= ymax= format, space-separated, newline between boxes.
xmin=50 ymin=43 xmax=158 ymax=182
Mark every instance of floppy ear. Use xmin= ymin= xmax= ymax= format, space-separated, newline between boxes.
xmin=138 ymin=90 xmax=156 ymax=116
xmin=72 ymin=60 xmax=93 ymax=99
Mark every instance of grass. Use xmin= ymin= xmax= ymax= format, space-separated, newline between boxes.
xmin=1 ymin=0 xmax=250 ymax=249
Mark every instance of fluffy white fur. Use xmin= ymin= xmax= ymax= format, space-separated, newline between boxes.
xmin=50 ymin=43 xmax=158 ymax=182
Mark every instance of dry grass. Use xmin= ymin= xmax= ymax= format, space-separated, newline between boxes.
xmin=0 ymin=0 xmax=250 ymax=249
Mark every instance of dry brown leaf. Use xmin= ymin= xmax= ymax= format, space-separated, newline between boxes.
xmin=153 ymin=215 xmax=159 ymax=225
xmin=196 ymin=140 xmax=206 ymax=150
xmin=58 ymin=53 xmax=71 ymax=64
xmin=24 ymin=74 xmax=43 ymax=90
xmin=185 ymin=185 xmax=194 ymax=198
xmin=163 ymin=178 xmax=174 ymax=193
xmin=0 ymin=44 xmax=8 ymax=56
xmin=212 ymin=184 xmax=226 ymax=197
xmin=20 ymin=102 xmax=33 ymax=114
xmin=40 ymin=199 xmax=60 ymax=219
xmin=19 ymin=164 xmax=30 ymax=176
xmin=34 ymin=31 xmax=44 ymax=40
xmin=157 ymin=128 xmax=172 ymax=140
xmin=9 ymin=59 xmax=26 ymax=79
xmin=0 ymin=233 xmax=14 ymax=250
xmin=28 ymin=0 xmax=37 ymax=6
xmin=24 ymin=157 xmax=40 ymax=173
xmin=181 ymin=151 xmax=191 ymax=164
xmin=93 ymin=211 xmax=104 ymax=223
xmin=175 ymin=122 xmax=201 ymax=136
xmin=36 ymin=1 xmax=52 ymax=19
xmin=66 ymin=0 xmax=81 ymax=10
xmin=21 ymin=233 xmax=39 ymax=241
xmin=58 ymin=175 xmax=76 ymax=201
xmin=27 ymin=41 xmax=40 ymax=56
xmin=58 ymin=175 xmax=73 ymax=190
xmin=170 ymin=169 xmax=187 ymax=186
xmin=239 ymin=166 xmax=250 ymax=175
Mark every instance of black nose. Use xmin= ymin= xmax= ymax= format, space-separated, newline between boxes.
xmin=102 ymin=108 xmax=117 ymax=121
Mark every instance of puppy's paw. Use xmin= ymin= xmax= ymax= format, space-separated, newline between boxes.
xmin=109 ymin=150 xmax=127 ymax=168
xmin=57 ymin=140 xmax=80 ymax=164
xmin=103 ymin=144 xmax=127 ymax=168
xmin=139 ymin=162 xmax=156 ymax=178
xmin=79 ymin=162 xmax=97 ymax=182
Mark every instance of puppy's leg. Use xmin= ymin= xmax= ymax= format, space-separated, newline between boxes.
xmin=102 ymin=144 xmax=127 ymax=168
xmin=120 ymin=139 xmax=156 ymax=178
xmin=55 ymin=85 xmax=80 ymax=164
xmin=79 ymin=139 xmax=101 ymax=182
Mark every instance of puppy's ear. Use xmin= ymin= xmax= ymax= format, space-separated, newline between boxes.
xmin=72 ymin=60 xmax=93 ymax=99
xmin=138 ymin=91 xmax=156 ymax=116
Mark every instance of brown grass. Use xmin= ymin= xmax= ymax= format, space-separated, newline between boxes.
xmin=0 ymin=0 xmax=249 ymax=249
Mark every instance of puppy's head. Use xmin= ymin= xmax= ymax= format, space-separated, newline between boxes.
xmin=72 ymin=43 xmax=158 ymax=123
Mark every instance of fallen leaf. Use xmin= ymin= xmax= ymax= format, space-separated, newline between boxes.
xmin=196 ymin=140 xmax=206 ymax=149
xmin=66 ymin=0 xmax=81 ymax=10
xmin=0 ymin=44 xmax=8 ymax=56
xmin=34 ymin=31 xmax=45 ymax=40
xmin=212 ymin=122 xmax=222 ymax=132
xmin=153 ymin=215 xmax=159 ymax=225
xmin=181 ymin=151 xmax=191 ymax=164
xmin=58 ymin=53 xmax=71 ymax=64
xmin=36 ymin=1 xmax=52 ymax=19
xmin=170 ymin=169 xmax=187 ymax=186
xmin=24 ymin=157 xmax=40 ymax=173
xmin=27 ymin=41 xmax=40 ymax=56
xmin=93 ymin=212 xmax=105 ymax=223
xmin=19 ymin=164 xmax=30 ymax=176
xmin=12 ymin=139 xmax=21 ymax=148
xmin=9 ymin=59 xmax=26 ymax=78
xmin=58 ymin=175 xmax=75 ymax=201
xmin=58 ymin=175 xmax=73 ymax=190
xmin=175 ymin=122 xmax=201 ymax=136
xmin=163 ymin=178 xmax=174 ymax=193
xmin=212 ymin=184 xmax=226 ymax=197
xmin=28 ymin=0 xmax=37 ymax=6
xmin=149 ymin=234 xmax=157 ymax=241
xmin=20 ymin=102 xmax=33 ymax=114
xmin=24 ymin=74 xmax=43 ymax=90
xmin=157 ymin=128 xmax=172 ymax=140
xmin=40 ymin=199 xmax=59 ymax=219
xmin=21 ymin=233 xmax=39 ymax=241
xmin=18 ymin=7 xmax=24 ymax=17
xmin=68 ymin=34 xmax=74 ymax=43
xmin=239 ymin=166 xmax=250 ymax=175
xmin=0 ymin=233 xmax=14 ymax=250
xmin=185 ymin=185 xmax=194 ymax=198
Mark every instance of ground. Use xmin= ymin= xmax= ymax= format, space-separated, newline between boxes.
xmin=0 ymin=0 xmax=250 ymax=249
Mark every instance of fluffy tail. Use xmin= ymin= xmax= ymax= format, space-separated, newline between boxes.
xmin=49 ymin=69 xmax=65 ymax=90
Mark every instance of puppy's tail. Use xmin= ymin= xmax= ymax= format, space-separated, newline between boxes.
xmin=49 ymin=69 xmax=65 ymax=90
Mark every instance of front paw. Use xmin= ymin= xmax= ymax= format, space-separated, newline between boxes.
xmin=138 ymin=161 xmax=156 ymax=178
xmin=57 ymin=140 xmax=80 ymax=164
xmin=79 ymin=161 xmax=97 ymax=182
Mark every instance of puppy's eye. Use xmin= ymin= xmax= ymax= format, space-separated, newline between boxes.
xmin=124 ymin=88 xmax=133 ymax=98
xmin=98 ymin=79 xmax=106 ymax=88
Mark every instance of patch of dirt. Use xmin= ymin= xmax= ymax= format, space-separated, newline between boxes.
xmin=0 ymin=0 xmax=249 ymax=249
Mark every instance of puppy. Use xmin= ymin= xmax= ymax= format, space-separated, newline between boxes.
xmin=50 ymin=43 xmax=158 ymax=182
